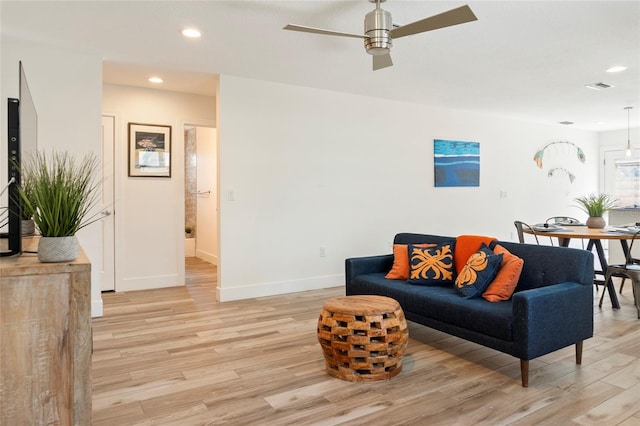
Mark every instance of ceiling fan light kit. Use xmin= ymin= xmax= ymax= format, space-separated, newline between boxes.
xmin=364 ymin=6 xmax=392 ymax=55
xmin=283 ymin=1 xmax=477 ymax=71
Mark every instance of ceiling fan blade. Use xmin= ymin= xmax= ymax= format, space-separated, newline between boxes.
xmin=373 ymin=53 xmax=393 ymax=71
xmin=389 ymin=5 xmax=477 ymax=39
xmin=283 ymin=24 xmax=367 ymax=39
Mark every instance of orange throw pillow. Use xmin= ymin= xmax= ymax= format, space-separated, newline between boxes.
xmin=454 ymin=235 xmax=497 ymax=274
xmin=386 ymin=243 xmax=434 ymax=280
xmin=483 ymin=244 xmax=524 ymax=302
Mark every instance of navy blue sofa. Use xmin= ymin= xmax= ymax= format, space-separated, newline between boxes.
xmin=345 ymin=233 xmax=595 ymax=387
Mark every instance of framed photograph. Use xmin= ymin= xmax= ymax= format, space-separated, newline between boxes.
xmin=128 ymin=123 xmax=172 ymax=177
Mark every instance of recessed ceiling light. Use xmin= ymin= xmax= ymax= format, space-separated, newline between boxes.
xmin=148 ymin=76 xmax=163 ymax=84
xmin=558 ymin=121 xmax=574 ymax=125
xmin=182 ymin=28 xmax=202 ymax=38
xmin=606 ymin=66 xmax=626 ymax=73
xmin=585 ymin=82 xmax=614 ymax=90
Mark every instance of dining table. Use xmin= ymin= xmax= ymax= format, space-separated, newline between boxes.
xmin=523 ymin=225 xmax=633 ymax=309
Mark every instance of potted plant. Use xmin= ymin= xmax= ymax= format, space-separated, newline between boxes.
xmin=574 ymin=193 xmax=617 ymax=229
xmin=185 ymin=225 xmax=193 ymax=238
xmin=18 ymin=150 xmax=101 ymax=262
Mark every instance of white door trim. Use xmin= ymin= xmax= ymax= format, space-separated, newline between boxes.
xmin=100 ymin=115 xmax=115 ymax=291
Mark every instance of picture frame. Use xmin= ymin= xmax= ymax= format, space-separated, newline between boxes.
xmin=434 ymin=139 xmax=480 ymax=187
xmin=128 ymin=122 xmax=172 ymax=177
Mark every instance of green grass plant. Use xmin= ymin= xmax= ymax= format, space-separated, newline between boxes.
xmin=18 ymin=175 xmax=35 ymax=220
xmin=19 ymin=151 xmax=101 ymax=237
xmin=574 ymin=193 xmax=617 ymax=217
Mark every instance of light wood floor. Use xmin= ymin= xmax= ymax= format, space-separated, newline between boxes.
xmin=92 ymin=258 xmax=640 ymax=425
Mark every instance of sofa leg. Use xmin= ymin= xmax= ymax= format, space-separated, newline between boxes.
xmin=520 ymin=359 xmax=529 ymax=387
xmin=576 ymin=340 xmax=583 ymax=365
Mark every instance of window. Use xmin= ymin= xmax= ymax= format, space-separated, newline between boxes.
xmin=614 ymin=158 xmax=640 ymax=207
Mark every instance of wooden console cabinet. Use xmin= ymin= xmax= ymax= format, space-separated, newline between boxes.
xmin=0 ymin=244 xmax=91 ymax=425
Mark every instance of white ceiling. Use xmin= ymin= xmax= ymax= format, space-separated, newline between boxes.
xmin=2 ymin=0 xmax=639 ymax=131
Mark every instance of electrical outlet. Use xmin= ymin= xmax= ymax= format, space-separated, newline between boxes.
xmin=319 ymin=247 xmax=326 ymax=257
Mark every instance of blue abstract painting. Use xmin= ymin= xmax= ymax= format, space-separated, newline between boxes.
xmin=434 ymin=139 xmax=480 ymax=187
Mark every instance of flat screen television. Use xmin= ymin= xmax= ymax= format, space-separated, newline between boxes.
xmin=1 ymin=61 xmax=38 ymax=257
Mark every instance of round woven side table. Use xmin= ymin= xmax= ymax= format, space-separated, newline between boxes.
xmin=317 ymin=295 xmax=409 ymax=382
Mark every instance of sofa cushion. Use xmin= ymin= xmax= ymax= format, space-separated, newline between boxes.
xmin=455 ymin=245 xmax=503 ymax=299
xmin=349 ymin=273 xmax=514 ymax=342
xmin=483 ymin=244 xmax=524 ymax=302
xmin=386 ymin=243 xmax=435 ymax=280
xmin=454 ymin=235 xmax=497 ymax=274
xmin=407 ymin=241 xmax=456 ymax=286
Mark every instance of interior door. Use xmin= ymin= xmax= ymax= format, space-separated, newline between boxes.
xmin=195 ymin=126 xmax=218 ymax=264
xmin=101 ymin=115 xmax=115 ymax=291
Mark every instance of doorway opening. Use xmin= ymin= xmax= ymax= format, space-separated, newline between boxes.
xmin=184 ymin=125 xmax=218 ymax=269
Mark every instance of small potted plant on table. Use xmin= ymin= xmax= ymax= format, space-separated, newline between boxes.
xmin=574 ymin=193 xmax=617 ymax=229
xmin=18 ymin=150 xmax=101 ymax=262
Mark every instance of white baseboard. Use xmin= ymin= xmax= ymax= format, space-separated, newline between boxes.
xmin=119 ymin=274 xmax=184 ymax=292
xmin=196 ymin=249 xmax=217 ymax=265
xmin=217 ymin=274 xmax=344 ymax=302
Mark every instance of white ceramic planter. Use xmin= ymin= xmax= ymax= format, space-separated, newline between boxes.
xmin=38 ymin=236 xmax=78 ymax=263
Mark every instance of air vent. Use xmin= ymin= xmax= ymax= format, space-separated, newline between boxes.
xmin=558 ymin=121 xmax=574 ymax=125
xmin=585 ymin=82 xmax=614 ymax=90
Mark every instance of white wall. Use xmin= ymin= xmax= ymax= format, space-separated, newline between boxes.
xmin=216 ymin=75 xmax=600 ymax=301
xmin=599 ymin=127 xmax=640 ymax=149
xmin=195 ymin=126 xmax=218 ymax=264
xmin=0 ymin=38 xmax=604 ymax=308
xmin=1 ymin=37 xmax=104 ymax=316
xmin=102 ymin=84 xmax=215 ymax=293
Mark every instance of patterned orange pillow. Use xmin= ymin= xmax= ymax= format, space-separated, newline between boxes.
xmin=454 ymin=245 xmax=503 ymax=298
xmin=454 ymin=235 xmax=498 ymax=274
xmin=407 ymin=242 xmax=456 ymax=285
xmin=386 ymin=243 xmax=435 ymax=280
xmin=482 ymin=244 xmax=524 ymax=302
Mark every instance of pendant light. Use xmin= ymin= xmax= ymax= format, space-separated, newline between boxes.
xmin=625 ymin=106 xmax=633 ymax=157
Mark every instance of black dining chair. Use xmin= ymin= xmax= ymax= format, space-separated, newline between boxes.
xmin=618 ymin=245 xmax=640 ymax=294
xmin=514 ymin=220 xmax=539 ymax=245
xmin=600 ymin=230 xmax=640 ymax=318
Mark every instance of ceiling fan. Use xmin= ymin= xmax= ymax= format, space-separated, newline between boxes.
xmin=283 ymin=0 xmax=478 ymax=71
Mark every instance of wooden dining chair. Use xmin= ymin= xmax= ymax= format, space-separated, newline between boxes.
xmin=600 ymin=230 xmax=640 ymax=318
xmin=514 ymin=220 xmax=539 ymax=245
